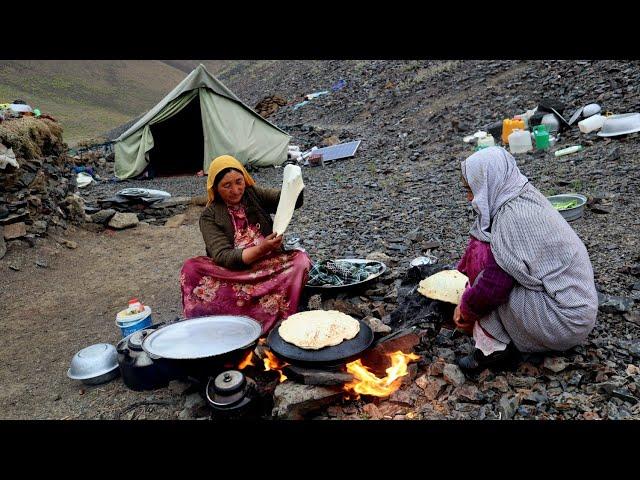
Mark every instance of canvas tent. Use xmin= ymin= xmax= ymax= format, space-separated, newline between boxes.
xmin=114 ymin=64 xmax=290 ymax=179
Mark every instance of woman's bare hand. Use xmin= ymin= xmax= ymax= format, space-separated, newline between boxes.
xmin=453 ymin=305 xmax=474 ymax=335
xmin=259 ymin=233 xmax=283 ymax=255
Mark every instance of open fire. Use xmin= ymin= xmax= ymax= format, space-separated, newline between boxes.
xmin=343 ymin=351 xmax=420 ymax=398
xmin=238 ymin=351 xmax=255 ymax=370
xmin=263 ymin=350 xmax=289 ymax=382
xmin=239 ymin=344 xmax=420 ymax=397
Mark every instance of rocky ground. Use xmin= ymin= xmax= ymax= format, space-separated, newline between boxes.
xmin=2 ymin=60 xmax=640 ymax=420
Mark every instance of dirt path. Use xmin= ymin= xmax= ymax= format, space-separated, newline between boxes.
xmin=0 ymin=206 xmax=205 ymax=419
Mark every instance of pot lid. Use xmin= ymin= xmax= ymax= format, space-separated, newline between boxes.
xmin=568 ymin=107 xmax=584 ymax=126
xmin=127 ymin=329 xmax=152 ymax=351
xmin=142 ymin=315 xmax=261 ymax=360
xmin=214 ymin=370 xmax=246 ymax=393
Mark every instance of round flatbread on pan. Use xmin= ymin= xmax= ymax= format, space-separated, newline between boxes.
xmin=279 ymin=310 xmax=360 ymax=350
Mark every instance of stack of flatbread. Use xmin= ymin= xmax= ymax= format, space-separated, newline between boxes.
xmin=417 ymin=269 xmax=469 ymax=305
xmin=279 ymin=310 xmax=360 ymax=350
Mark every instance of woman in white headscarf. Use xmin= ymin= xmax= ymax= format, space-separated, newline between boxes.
xmin=453 ymin=146 xmax=598 ymax=371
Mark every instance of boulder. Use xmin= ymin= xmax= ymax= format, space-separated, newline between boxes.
xmin=91 ymin=209 xmax=116 ymax=224
xmin=164 ymin=214 xmax=186 ymax=228
xmin=272 ymin=382 xmax=343 ymax=419
xmin=108 ymin=212 xmax=139 ymax=229
xmin=3 ymin=222 xmax=27 ymax=240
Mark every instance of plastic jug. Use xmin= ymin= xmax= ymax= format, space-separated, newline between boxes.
xmin=508 ymin=129 xmax=533 ymax=154
xmin=578 ymin=114 xmax=605 ymax=133
xmin=476 ymin=134 xmax=495 ymax=149
xmin=533 ymin=125 xmax=550 ymax=150
xmin=502 ymin=118 xmax=525 ymax=144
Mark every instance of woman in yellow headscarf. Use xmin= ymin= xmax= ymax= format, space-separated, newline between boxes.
xmin=180 ymin=155 xmax=311 ymax=334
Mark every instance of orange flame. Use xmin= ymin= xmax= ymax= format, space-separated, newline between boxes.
xmin=238 ymin=351 xmax=255 ymax=370
xmin=344 ymin=351 xmax=420 ymax=398
xmin=263 ymin=350 xmax=288 ymax=383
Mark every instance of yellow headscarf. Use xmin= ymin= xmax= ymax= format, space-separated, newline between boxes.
xmin=206 ymin=155 xmax=256 ymax=206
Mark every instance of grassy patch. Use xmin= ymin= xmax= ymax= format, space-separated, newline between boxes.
xmin=0 ymin=117 xmax=65 ymax=159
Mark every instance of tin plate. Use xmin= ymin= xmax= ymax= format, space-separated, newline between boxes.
xmin=142 ymin=315 xmax=261 ymax=360
xmin=305 ymin=259 xmax=387 ymax=290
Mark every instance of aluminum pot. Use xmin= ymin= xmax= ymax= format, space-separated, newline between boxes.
xmin=141 ymin=316 xmax=262 ymax=381
xmin=67 ymin=343 xmax=120 ymax=385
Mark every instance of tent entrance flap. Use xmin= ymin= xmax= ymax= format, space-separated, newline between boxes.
xmin=148 ymin=96 xmax=204 ymax=176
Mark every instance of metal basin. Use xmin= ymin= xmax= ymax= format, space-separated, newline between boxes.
xmin=547 ymin=194 xmax=587 ymax=222
xmin=597 ymin=113 xmax=640 ymax=137
xmin=68 ymin=343 xmax=120 ymax=385
xmin=305 ymin=259 xmax=387 ymax=290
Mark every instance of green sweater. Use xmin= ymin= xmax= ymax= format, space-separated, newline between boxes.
xmin=198 ymin=185 xmax=304 ymax=270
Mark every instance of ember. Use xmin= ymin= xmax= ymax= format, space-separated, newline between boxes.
xmin=344 ymin=351 xmax=420 ymax=398
xmin=263 ymin=350 xmax=289 ymax=382
xmin=238 ymin=351 xmax=255 ymax=370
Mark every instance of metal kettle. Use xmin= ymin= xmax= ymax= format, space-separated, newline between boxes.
xmin=116 ymin=328 xmax=171 ymax=391
xmin=205 ymin=370 xmax=259 ymax=418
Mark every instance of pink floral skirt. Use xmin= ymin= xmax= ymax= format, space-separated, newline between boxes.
xmin=180 ymin=250 xmax=311 ymax=334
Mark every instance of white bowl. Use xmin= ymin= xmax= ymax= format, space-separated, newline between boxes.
xmin=597 ymin=113 xmax=640 ymax=137
xmin=67 ymin=343 xmax=119 ymax=384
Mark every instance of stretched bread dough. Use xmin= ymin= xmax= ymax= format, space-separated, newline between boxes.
xmin=417 ymin=270 xmax=469 ymax=305
xmin=279 ymin=310 xmax=360 ymax=350
xmin=272 ymin=164 xmax=305 ymax=235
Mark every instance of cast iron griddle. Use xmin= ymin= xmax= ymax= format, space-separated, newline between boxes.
xmin=267 ymin=319 xmax=374 ymax=365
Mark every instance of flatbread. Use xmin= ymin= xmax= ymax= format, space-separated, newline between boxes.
xmin=279 ymin=310 xmax=360 ymax=350
xmin=272 ymin=164 xmax=305 ymax=235
xmin=417 ymin=269 xmax=469 ymax=305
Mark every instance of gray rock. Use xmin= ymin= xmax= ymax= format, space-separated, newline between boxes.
xmin=0 ymin=231 xmax=5 ymax=259
xmin=453 ymin=384 xmax=484 ymax=403
xmin=389 ymin=388 xmax=415 ymax=406
xmin=498 ymin=394 xmax=520 ymax=420
xmin=0 ymin=212 xmax=29 ymax=225
xmin=3 ymin=222 xmax=27 ymax=240
xmin=443 ymin=363 xmax=466 ymax=386
xmin=178 ymin=408 xmax=193 ymax=420
xmin=598 ymin=292 xmax=634 ymax=313
xmin=272 ymin=382 xmax=343 ymax=419
xmin=108 ymin=212 xmax=139 ymax=229
xmin=543 ymin=356 xmax=568 ymax=373
xmin=91 ymin=209 xmax=116 ymax=224
xmin=61 ymin=240 xmax=78 ymax=249
xmin=164 ymin=214 xmax=187 ymax=228
xmin=32 ymin=221 xmax=48 ymax=234
xmin=65 ymin=195 xmax=85 ymax=220
xmin=434 ymin=347 xmax=456 ymax=362
xmin=416 ymin=375 xmax=447 ymax=401
xmin=366 ymin=251 xmax=393 ymax=264
xmin=362 ymin=315 xmax=392 ymax=333
xmin=184 ymin=392 xmax=206 ymax=410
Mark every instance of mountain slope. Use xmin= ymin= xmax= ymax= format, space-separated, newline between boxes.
xmin=0 ymin=60 xmax=228 ymax=146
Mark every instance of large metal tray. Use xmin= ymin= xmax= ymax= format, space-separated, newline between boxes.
xmin=142 ymin=315 xmax=261 ymax=360
xmin=305 ymin=258 xmax=387 ymax=290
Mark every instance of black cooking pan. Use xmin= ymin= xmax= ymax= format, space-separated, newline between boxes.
xmin=267 ymin=319 xmax=374 ymax=367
